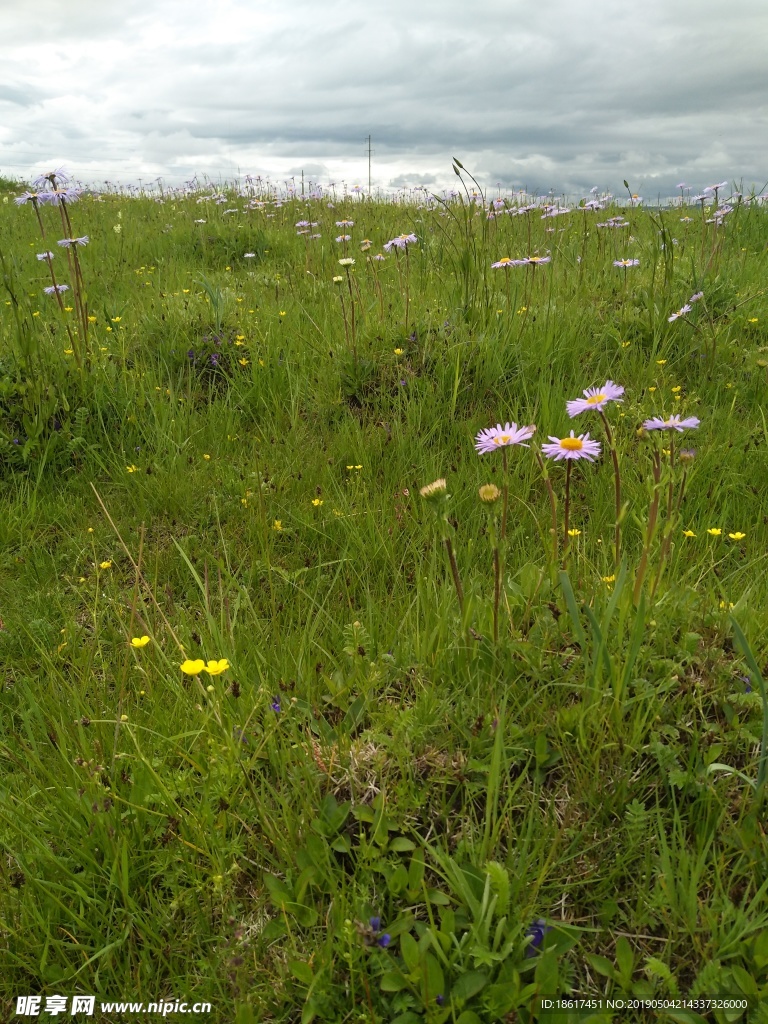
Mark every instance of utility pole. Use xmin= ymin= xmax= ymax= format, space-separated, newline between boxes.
xmin=365 ymin=134 xmax=373 ymax=195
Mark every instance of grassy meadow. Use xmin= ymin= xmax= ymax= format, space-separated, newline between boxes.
xmin=1 ymin=165 xmax=768 ymax=1023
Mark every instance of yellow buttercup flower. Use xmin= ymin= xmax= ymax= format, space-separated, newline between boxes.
xmin=99 ymin=560 xmax=112 ymax=569
xmin=273 ymin=520 xmax=283 ymax=530
xmin=728 ymin=532 xmax=746 ymax=541
xmin=682 ymin=529 xmax=696 ymax=537
xmin=601 ymin=574 xmax=616 ymax=583
xmin=567 ymin=529 xmax=581 ymax=537
xmin=707 ymin=528 xmax=722 ymax=536
xmin=180 ymin=659 xmax=205 ymax=675
xmin=131 ymin=636 xmax=151 ymax=648
xmin=204 ymin=659 xmax=230 ymax=675
xmin=312 ymin=498 xmax=323 ymax=506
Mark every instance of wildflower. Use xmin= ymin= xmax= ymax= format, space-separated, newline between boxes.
xmin=614 ymin=258 xmax=640 ymax=267
xmin=393 ymin=348 xmax=403 ymax=355
xmin=57 ymin=236 xmax=89 ymax=247
xmin=474 ymin=422 xmax=536 ymax=454
xmin=273 ymin=520 xmax=282 ymax=530
xmin=44 ymin=284 xmax=69 ymax=295
xmin=126 ymin=464 xmax=139 ymax=473
xmin=204 ymin=659 xmax=230 ymax=675
xmin=542 ymin=431 xmax=601 ymax=462
xmin=335 ymin=235 xmax=351 ymax=242
xmin=707 ymin=528 xmax=722 ymax=536
xmin=384 ymin=233 xmax=418 ymax=250
xmin=566 ymin=380 xmax=624 ymax=417
xmin=38 ymin=187 xmax=82 ymax=205
xmin=99 ymin=560 xmax=112 ymax=569
xmin=682 ymin=529 xmax=696 ymax=537
xmin=332 ymin=275 xmax=343 ymax=282
xmin=689 ymin=291 xmax=704 ymax=303
xmin=525 ymin=919 xmax=552 ymax=957
xmin=420 ymin=478 xmax=447 ymax=500
xmin=478 ymin=484 xmax=500 ymax=503
xmin=312 ymin=498 xmax=323 ymax=506
xmin=335 ymin=220 xmax=354 ymax=227
xmin=728 ymin=532 xmax=746 ymax=540
xmin=668 ymin=304 xmax=692 ymax=322
xmin=491 ymin=256 xmax=515 ymax=268
xmin=131 ymin=636 xmax=151 ymax=648
xmin=679 ymin=449 xmax=696 ymax=461
xmin=642 ymin=415 xmax=700 ymax=432
xmin=338 ymin=257 xmax=355 ymax=266
xmin=243 ymin=252 xmax=255 ymax=258
xmin=36 ymin=251 xmax=54 ymax=261
xmin=525 ymin=255 xmax=551 ymax=264
xmin=181 ymin=659 xmax=206 ymax=675
xmin=602 ymin=574 xmax=616 ymax=582
xmin=271 ymin=697 xmax=282 ymax=712
xmin=567 ymin=528 xmax=582 ymax=537
xmin=720 ymin=600 xmax=734 ymax=610
xmin=32 ymin=167 xmax=71 ymax=189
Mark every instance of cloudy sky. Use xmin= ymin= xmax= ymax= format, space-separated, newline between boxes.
xmin=2 ymin=0 xmax=766 ymax=198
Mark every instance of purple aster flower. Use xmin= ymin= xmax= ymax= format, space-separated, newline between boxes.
xmin=210 ymin=353 xmax=220 ymax=365
xmin=36 ymin=251 xmax=55 ymax=261
xmin=525 ymin=919 xmax=552 ymax=957
xmin=614 ymin=258 xmax=640 ymax=267
xmin=566 ymin=380 xmax=624 ymax=417
xmin=542 ymin=431 xmax=601 ymax=462
xmin=384 ymin=233 xmax=418 ymax=251
xmin=271 ymin=697 xmax=281 ymax=713
xmin=37 ymin=187 xmax=81 ymax=205
xmin=335 ymin=220 xmax=354 ymax=227
xmin=491 ymin=257 xmax=515 ymax=268
xmin=57 ymin=236 xmax=89 ymax=247
xmin=335 ymin=235 xmax=351 ymax=242
xmin=668 ymin=304 xmax=692 ymax=322
xmin=44 ymin=284 xmax=69 ymax=295
xmin=377 ymin=934 xmax=391 ymax=948
xmin=369 ymin=916 xmax=381 ymax=931
xmin=475 ymin=422 xmax=536 ymax=454
xmin=525 ymin=255 xmax=551 ymax=265
xmin=15 ymin=191 xmax=42 ymax=206
xmin=32 ymin=167 xmax=71 ymax=189
xmin=642 ymin=415 xmax=700 ymax=432
xmin=689 ymin=291 xmax=704 ymax=303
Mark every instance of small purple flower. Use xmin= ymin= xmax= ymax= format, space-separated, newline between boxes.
xmin=57 ymin=236 xmax=89 ymax=247
xmin=614 ymin=258 xmax=640 ymax=267
xmin=384 ymin=233 xmax=418 ymax=251
xmin=542 ymin=431 xmax=601 ymax=462
xmin=566 ymin=380 xmax=624 ymax=418
xmin=44 ymin=284 xmax=69 ymax=295
xmin=525 ymin=919 xmax=552 ymax=957
xmin=38 ymin=187 xmax=81 ymax=205
xmin=739 ymin=674 xmax=752 ymax=693
xmin=210 ymin=353 xmax=219 ymax=365
xmin=668 ymin=304 xmax=692 ymax=322
xmin=369 ymin=916 xmax=381 ymax=931
xmin=475 ymin=422 xmax=536 ymax=453
xmin=32 ymin=167 xmax=71 ymax=189
xmin=36 ymin=251 xmax=55 ymax=261
xmin=689 ymin=291 xmax=704 ymax=303
xmin=271 ymin=697 xmax=281 ymax=713
xmin=436 ymin=995 xmax=445 ymax=1006
xmin=642 ymin=415 xmax=700 ymax=433
xmin=377 ymin=934 xmax=391 ymax=948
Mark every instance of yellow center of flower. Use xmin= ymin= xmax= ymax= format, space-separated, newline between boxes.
xmin=493 ymin=435 xmax=511 ymax=445
xmin=586 ymin=394 xmax=606 ymax=405
xmin=560 ymin=437 xmax=583 ymax=451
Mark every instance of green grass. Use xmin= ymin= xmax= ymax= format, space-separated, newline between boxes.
xmin=1 ymin=168 xmax=768 ymax=1023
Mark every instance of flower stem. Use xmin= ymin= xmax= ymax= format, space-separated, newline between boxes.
xmin=534 ymin=449 xmax=558 ymax=565
xmin=599 ymin=410 xmax=622 ymax=568
xmin=562 ymin=459 xmax=572 ymax=567
xmin=633 ymin=448 xmax=662 ymax=606
xmin=444 ymin=536 xmax=464 ymax=616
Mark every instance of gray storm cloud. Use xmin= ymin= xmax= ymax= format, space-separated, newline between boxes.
xmin=1 ymin=0 xmax=765 ymax=195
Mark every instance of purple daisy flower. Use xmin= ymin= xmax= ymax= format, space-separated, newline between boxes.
xmin=335 ymin=235 xmax=351 ymax=242
xmin=32 ymin=167 xmax=71 ymax=189
xmin=566 ymin=380 xmax=624 ymax=418
xmin=614 ymin=258 xmax=640 ymax=267
xmin=642 ymin=415 xmax=700 ymax=432
xmin=475 ymin=422 xmax=536 ymax=454
xmin=15 ymin=191 xmax=41 ymax=206
xmin=36 ymin=251 xmax=55 ymax=261
xmin=542 ymin=431 xmax=601 ymax=462
xmin=57 ymin=235 xmax=89 ymax=247
xmin=689 ymin=291 xmax=704 ymax=303
xmin=668 ymin=304 xmax=692 ymax=322
xmin=44 ymin=284 xmax=69 ymax=295
xmin=38 ymin=187 xmax=81 ymax=205
xmin=384 ymin=233 xmax=418 ymax=251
